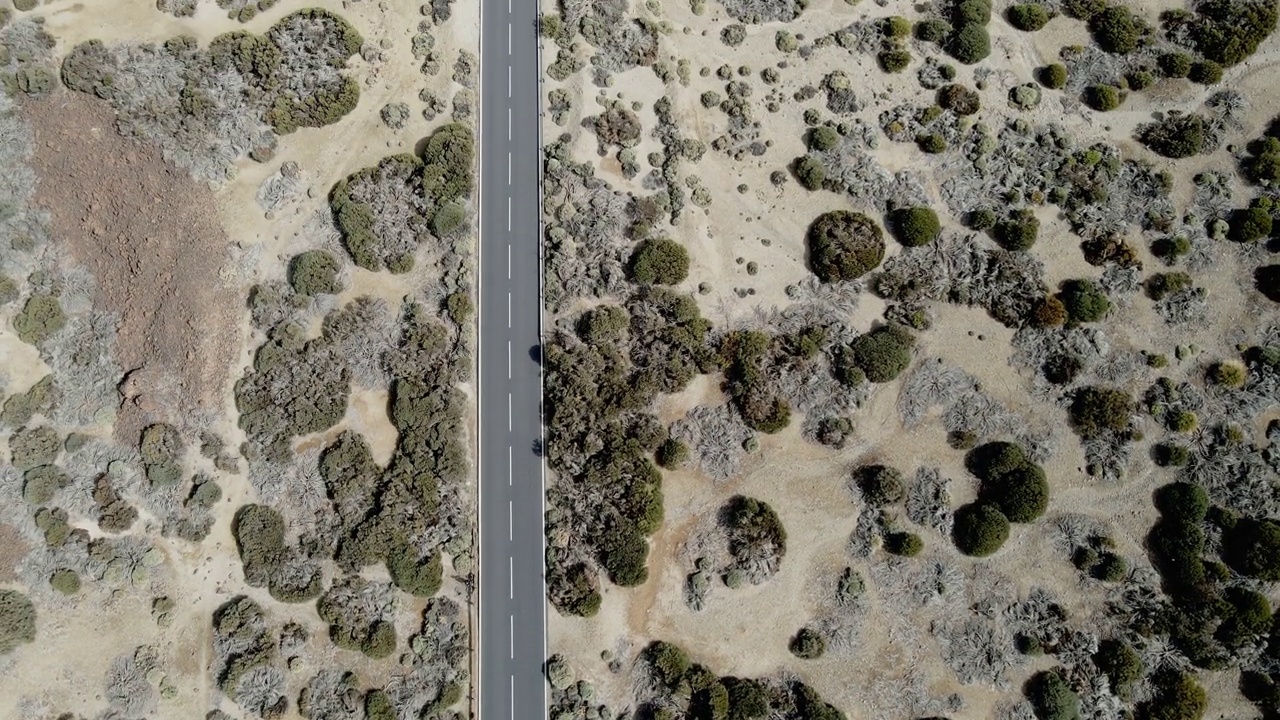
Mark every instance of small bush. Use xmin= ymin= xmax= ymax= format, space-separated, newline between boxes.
xmin=884 ymin=531 xmax=924 ymax=556
xmin=889 ymin=207 xmax=941 ymax=247
xmin=1125 ymin=69 xmax=1155 ymax=90
xmin=13 ymin=293 xmax=66 ymax=345
xmin=917 ymin=133 xmax=948 ymax=153
xmin=794 ymin=155 xmax=827 ymax=191
xmin=915 ymin=18 xmax=951 ymax=43
xmin=23 ymin=465 xmax=69 ymax=505
xmin=809 ymin=125 xmax=839 ymax=151
xmin=1207 ymin=361 xmax=1247 ymax=388
xmin=290 ymin=250 xmax=344 ymax=296
xmin=842 ymin=324 xmax=914 ymax=383
xmin=1039 ymin=63 xmax=1068 ymax=89
xmin=1008 ymin=4 xmax=1051 ymax=31
xmin=883 ymin=16 xmax=912 ymax=38
xmin=1084 ymin=84 xmax=1122 ymax=111
xmin=938 ymin=84 xmax=981 ymax=115
xmin=0 ymin=590 xmax=36 ymax=654
xmin=1257 ymin=265 xmax=1280 ymax=302
xmin=789 ymin=627 xmax=826 ymax=659
xmin=856 ymin=465 xmax=905 ymax=506
xmin=1158 ymin=52 xmax=1193 ymax=78
xmin=806 ymin=211 xmax=885 ymax=282
xmin=1153 ymin=443 xmax=1190 ymax=467
xmin=1089 ymin=5 xmax=1147 ymax=54
xmin=878 ymin=49 xmax=912 ymax=73
xmin=10 ymin=425 xmax=60 ymax=469
xmin=656 ymin=438 xmax=688 ymax=469
xmin=1093 ymin=553 xmax=1127 ymax=581
xmin=1061 ymin=0 xmax=1104 ymax=20
xmin=954 ymin=0 xmax=992 ymax=25
xmin=1145 ymin=271 xmax=1192 ymax=300
xmin=983 ymin=463 xmax=1049 ymax=523
xmin=642 ymin=641 xmax=691 ymax=690
xmin=1094 ymin=640 xmax=1143 ymax=699
xmin=1058 ymin=279 xmax=1110 ymax=323
xmin=1188 ymin=60 xmax=1222 ymax=85
xmin=950 ymin=23 xmax=991 ymax=65
xmin=995 ymin=210 xmax=1040 ymax=251
xmin=1230 ymin=204 xmax=1273 ymax=242
xmin=1029 ymin=296 xmax=1068 ymax=327
xmin=1139 ymin=115 xmax=1205 ymax=158
xmin=1154 ymin=481 xmax=1208 ymax=524
xmin=630 ymin=237 xmax=690 ymax=285
xmin=1070 ymin=386 xmax=1132 ymax=438
xmin=50 ymin=569 xmax=81 ymax=595
xmin=1026 ymin=669 xmax=1081 ymax=720
xmin=953 ymin=502 xmax=1010 ymax=557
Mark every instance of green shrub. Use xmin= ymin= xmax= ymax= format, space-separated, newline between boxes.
xmin=1207 ymin=361 xmax=1247 ymax=388
xmin=642 ymin=641 xmax=691 ymax=690
xmin=50 ymin=569 xmax=80 ymax=595
xmin=1070 ymin=386 xmax=1131 ymax=438
xmin=1230 ymin=204 xmax=1273 ymax=242
xmin=1158 ymin=52 xmax=1193 ymax=78
xmin=953 ymin=502 xmax=1010 ymax=557
xmin=884 ymin=531 xmax=924 ymax=556
xmin=917 ymin=133 xmax=948 ymax=153
xmin=12 ymin=293 xmax=65 ymax=345
xmin=630 ymin=237 xmax=690 ymax=285
xmin=1125 ymin=69 xmax=1155 ymax=90
xmin=954 ymin=0 xmax=992 ymax=25
xmin=289 ymin=250 xmax=343 ymax=296
xmin=386 ymin=545 xmax=442 ymax=597
xmin=1139 ymin=115 xmax=1205 ymax=159
xmin=365 ymin=690 xmax=396 ymax=720
xmin=1094 ymin=639 xmax=1143 ymax=699
xmin=1139 ymin=672 xmax=1206 ymax=720
xmin=1089 ymin=5 xmax=1146 ymax=54
xmin=1188 ymin=61 xmax=1222 ymax=85
xmin=1154 ymin=482 xmax=1208 ymax=524
xmin=842 ymin=323 xmax=914 ymax=383
xmin=938 ymin=84 xmax=981 ymax=115
xmin=1026 ymin=669 xmax=1081 ymax=720
xmin=1146 ymin=271 xmax=1192 ymax=300
xmin=140 ymin=422 xmax=184 ymax=487
xmin=878 ymin=49 xmax=912 ymax=73
xmin=856 ymin=465 xmax=905 ymax=506
xmin=1215 ymin=586 xmax=1272 ymax=647
xmin=806 ymin=211 xmax=885 ymax=282
xmin=808 ymin=125 xmax=839 ymax=151
xmin=915 ymin=18 xmax=952 ymax=43
xmin=1093 ymin=552 xmax=1127 ymax=581
xmin=1058 ymin=279 xmax=1110 ymax=323
xmin=1039 ymin=62 xmax=1070 ymax=88
xmin=968 ymin=208 xmax=998 ymax=230
xmin=1007 ymin=3 xmax=1051 ymax=31
xmin=1176 ymin=0 xmax=1277 ymax=67
xmin=949 ymin=23 xmax=991 ymax=64
xmin=656 ymin=438 xmax=688 ymax=469
xmin=10 ymin=425 xmax=60 ymax=469
xmin=983 ymin=463 xmax=1049 ymax=523
xmin=883 ymin=16 xmax=912 ymax=38
xmin=1084 ymin=84 xmax=1122 ymax=111
xmin=1061 ymin=0 xmax=1104 ymax=20
xmin=1225 ymin=517 xmax=1280 ymax=581
xmin=1166 ymin=410 xmax=1197 ymax=433
xmin=1153 ymin=443 xmax=1190 ymax=467
xmin=994 ymin=210 xmax=1040 ymax=250
xmin=1245 ymin=134 xmax=1280 ymax=187
xmin=0 ymin=590 xmax=36 ymax=654
xmin=889 ymin=207 xmax=941 ymax=247
xmin=794 ymin=155 xmax=827 ymax=191
xmin=789 ymin=627 xmax=826 ymax=658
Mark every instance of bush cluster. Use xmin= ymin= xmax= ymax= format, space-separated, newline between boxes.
xmin=12 ymin=293 xmax=66 ymax=346
xmin=948 ymin=0 xmax=992 ymax=64
xmin=1243 ymin=127 xmax=1280 ymax=186
xmin=1057 ymin=278 xmax=1110 ymax=324
xmin=1165 ymin=0 xmax=1277 ymax=67
xmin=889 ymin=207 xmax=941 ymax=247
xmin=1138 ymin=672 xmax=1206 ymax=720
xmin=967 ymin=441 xmax=1050 ymax=523
xmin=994 ymin=209 xmax=1040 ymax=251
xmin=1139 ymin=114 xmax=1206 ymax=159
xmin=938 ymin=83 xmax=981 ymax=115
xmin=1094 ymin=639 xmax=1143 ymax=699
xmin=1224 ymin=517 xmax=1280 ymax=581
xmin=719 ymin=330 xmax=792 ymax=433
xmin=317 ymin=576 xmax=397 ymax=658
xmin=233 ymin=504 xmax=323 ymax=602
xmin=1069 ymin=386 xmax=1132 ymax=439
xmin=1089 ymin=5 xmax=1148 ymax=54
xmin=722 ymin=495 xmax=787 ymax=578
xmin=139 ymin=422 xmax=184 ymax=487
xmin=235 ymin=333 xmax=350 ymax=462
xmin=838 ymin=323 xmax=914 ymax=384
xmin=630 ymin=237 xmax=690 ymax=285
xmin=806 ymin=211 xmax=885 ymax=282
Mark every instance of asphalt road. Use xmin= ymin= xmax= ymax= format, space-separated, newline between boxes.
xmin=476 ymin=0 xmax=545 ymax=717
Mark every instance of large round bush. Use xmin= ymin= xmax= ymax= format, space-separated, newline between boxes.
xmin=953 ymin=502 xmax=1010 ymax=557
xmin=806 ymin=211 xmax=885 ymax=282
xmin=985 ymin=464 xmax=1049 ymax=523
xmin=890 ymin=207 xmax=941 ymax=247
xmin=630 ymin=237 xmax=690 ymax=285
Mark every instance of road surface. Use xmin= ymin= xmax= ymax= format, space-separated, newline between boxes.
xmin=476 ymin=0 xmax=545 ymax=717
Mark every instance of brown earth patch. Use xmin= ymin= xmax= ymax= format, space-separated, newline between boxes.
xmin=0 ymin=524 xmax=28 ymax=584
xmin=20 ymin=93 xmax=239 ymax=442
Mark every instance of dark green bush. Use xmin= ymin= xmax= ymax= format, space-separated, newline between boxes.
xmin=1139 ymin=115 xmax=1205 ymax=159
xmin=1139 ymin=672 xmax=1206 ymax=720
xmin=12 ymin=293 xmax=65 ymax=345
xmin=1257 ymin=265 xmax=1280 ymax=302
xmin=233 ymin=504 xmax=286 ymax=588
xmin=1154 ymin=442 xmax=1190 ymax=466
xmin=642 ymin=641 xmax=691 ymax=690
xmin=1146 ymin=271 xmax=1192 ymax=300
xmin=789 ymin=627 xmax=826 ymax=658
xmin=917 ymin=133 xmax=948 ymax=153
xmin=630 ymin=237 xmax=690 ymax=285
xmin=656 ymin=438 xmax=688 ymax=469
xmin=952 ymin=502 xmax=1010 ymax=557
xmin=10 ymin=425 xmax=60 ymax=470
xmin=1026 ymin=669 xmax=1081 ymax=720
xmin=842 ymin=323 xmax=914 ymax=383
xmin=1083 ymin=84 xmax=1122 ymax=111
xmin=954 ymin=0 xmax=992 ymax=25
xmin=1058 ymin=278 xmax=1110 ymax=323
xmin=1158 ymin=51 xmax=1193 ymax=78
xmin=1093 ymin=552 xmax=1127 ymax=581
xmin=994 ymin=210 xmax=1040 ymax=250
xmin=884 ymin=531 xmax=923 ymax=556
xmin=794 ymin=155 xmax=827 ymax=190
xmin=1069 ymin=386 xmax=1131 ymax=438
xmin=1174 ymin=0 xmax=1277 ymax=67
xmin=723 ymin=495 xmax=787 ymax=572
xmin=289 ymin=250 xmax=343 ymax=295
xmin=1243 ymin=133 xmax=1280 ymax=185
xmin=965 ymin=441 xmax=1028 ymax=480
xmin=1215 ymin=586 xmax=1272 ymax=647
xmin=1039 ymin=62 xmax=1068 ymax=89
xmin=0 ymin=589 xmax=36 ymax=655
xmin=878 ymin=49 xmax=912 ymax=73
xmin=983 ymin=463 xmax=1049 ymax=523
xmin=915 ymin=18 xmax=952 ymax=43
xmin=1125 ymin=69 xmax=1155 ymax=90
xmin=889 ymin=207 xmax=941 ymax=247
xmin=50 ymin=568 xmax=80 ymax=595
xmin=1061 ymin=0 xmax=1104 ymax=20
xmin=1008 ymin=3 xmax=1051 ymax=31
xmin=856 ymin=465 xmax=905 ymax=506
xmin=949 ymin=23 xmax=991 ymax=64
xmin=386 ymin=545 xmax=442 ymax=597
xmin=365 ymin=690 xmax=395 ymax=720
xmin=1089 ymin=5 xmax=1147 ymax=54
xmin=1230 ymin=203 xmax=1273 ymax=242
xmin=806 ymin=211 xmax=885 ymax=282
xmin=1095 ymin=639 xmax=1143 ymax=699
xmin=1225 ymin=517 xmax=1280 ymax=581
xmin=808 ymin=125 xmax=839 ymax=151
xmin=1188 ymin=61 xmax=1222 ymax=85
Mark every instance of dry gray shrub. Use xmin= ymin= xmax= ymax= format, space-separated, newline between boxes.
xmin=105 ymin=645 xmax=159 ymax=718
xmin=236 ymin=664 xmax=289 ymax=718
xmin=1190 ymin=170 xmax=1235 ymax=223
xmin=299 ymin=670 xmax=362 ymax=720
xmin=719 ymin=0 xmax=803 ymax=23
xmin=324 ymin=296 xmax=396 ymax=389
xmin=1156 ymin=287 xmax=1209 ymax=325
xmin=943 ymin=389 xmax=1018 ymax=441
xmin=670 ymin=405 xmax=752 ymax=482
xmin=43 ymin=311 xmax=122 ymax=428
xmin=905 ymin=467 xmax=951 ymax=532
xmin=847 ymin=507 xmax=884 ymax=558
xmin=542 ymin=165 xmax=630 ymax=309
xmin=256 ymin=163 xmax=304 ymax=211
xmin=932 ymin=615 xmax=1019 ymax=686
xmin=811 ymin=133 xmax=929 ymax=213
xmin=898 ymin=359 xmax=972 ymax=428
xmin=156 ymin=0 xmax=198 ymax=16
